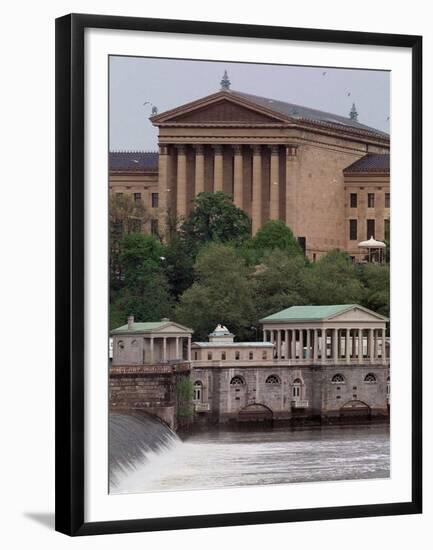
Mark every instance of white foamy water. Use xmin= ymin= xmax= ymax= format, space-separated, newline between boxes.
xmin=110 ymin=424 xmax=390 ymax=494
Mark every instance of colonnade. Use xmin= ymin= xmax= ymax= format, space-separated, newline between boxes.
xmin=147 ymin=335 xmax=192 ymax=363
xmin=262 ymin=327 xmax=387 ymax=363
xmin=158 ymin=143 xmax=299 ymax=234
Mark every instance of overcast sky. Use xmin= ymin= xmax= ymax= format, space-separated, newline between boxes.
xmin=109 ymin=56 xmax=390 ymax=152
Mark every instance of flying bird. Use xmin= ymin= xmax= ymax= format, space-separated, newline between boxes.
xmin=143 ymin=101 xmax=150 ymax=106
xmin=322 ymin=71 xmax=327 ymax=76
xmin=346 ymin=92 xmax=351 ymax=97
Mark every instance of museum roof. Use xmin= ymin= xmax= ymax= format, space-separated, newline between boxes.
xmin=109 ymin=151 xmax=159 ymax=171
xmin=343 ymin=153 xmax=390 ymax=173
xmin=111 ymin=320 xmax=192 ymax=334
xmin=229 ymin=90 xmax=389 ymax=139
xmin=260 ymin=304 xmax=358 ymax=323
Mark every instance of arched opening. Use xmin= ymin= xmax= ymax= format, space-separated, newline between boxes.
xmin=238 ymin=403 xmax=273 ymax=423
xmin=265 ymin=374 xmax=281 ymax=385
xmin=340 ymin=399 xmax=371 ymax=419
xmin=193 ymin=380 xmax=203 ymax=402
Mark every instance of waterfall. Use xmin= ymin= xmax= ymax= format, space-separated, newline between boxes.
xmin=109 ymin=412 xmax=180 ymax=488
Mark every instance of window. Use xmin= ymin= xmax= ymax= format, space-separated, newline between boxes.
xmin=331 ymin=373 xmax=345 ymax=384
xmin=350 ymin=193 xmax=358 ymax=208
xmin=364 ymin=373 xmax=377 ymax=383
xmin=207 ymin=352 xmax=212 ymax=360
xmin=235 ymin=351 xmax=240 ymax=360
xmin=266 ymin=375 xmax=280 ymax=385
xmin=221 ymin=352 xmax=226 ymax=360
xmin=194 ymin=351 xmax=198 ymax=360
xmin=292 ymin=378 xmax=302 ymax=398
xmin=152 ymin=192 xmax=159 ymax=208
xmin=117 ymin=340 xmax=124 ymax=350
xmin=131 ymin=339 xmax=138 ymax=347
xmin=349 ymin=219 xmax=357 ymax=241
xmin=298 ymin=236 xmax=306 ymax=255
xmin=150 ymin=219 xmax=159 ymax=236
xmin=230 ymin=376 xmax=245 ymax=385
xmin=384 ymin=219 xmax=390 ymax=242
xmin=134 ymin=192 xmax=141 ymax=202
xmin=193 ymin=381 xmax=202 ymax=401
xmin=262 ymin=350 xmax=267 ymax=360
xmin=249 ymin=351 xmax=254 ymax=360
xmin=385 ymin=192 xmax=390 ymax=208
xmin=367 ymin=219 xmax=375 ymax=239
xmin=367 ymin=193 xmax=375 ymax=208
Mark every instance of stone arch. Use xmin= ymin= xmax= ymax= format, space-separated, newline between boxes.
xmin=238 ymin=403 xmax=273 ymax=423
xmin=340 ymin=399 xmax=371 ymax=418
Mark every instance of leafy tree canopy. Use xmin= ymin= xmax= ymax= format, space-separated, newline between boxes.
xmin=358 ymin=263 xmax=390 ymax=318
xmin=248 ymin=220 xmax=303 ymax=258
xmin=253 ymin=249 xmax=308 ymax=319
xmin=119 ymin=233 xmax=164 ymax=284
xmin=175 ymin=243 xmax=256 ymax=341
xmin=303 ymin=249 xmax=364 ymax=305
xmin=180 ymin=192 xmax=251 ymax=253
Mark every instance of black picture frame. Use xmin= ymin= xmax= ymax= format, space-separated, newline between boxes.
xmin=55 ymin=13 xmax=422 ymax=536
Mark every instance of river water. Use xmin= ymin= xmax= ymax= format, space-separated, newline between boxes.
xmin=110 ymin=416 xmax=390 ymax=494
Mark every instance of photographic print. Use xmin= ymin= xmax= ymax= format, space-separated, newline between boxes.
xmin=108 ymin=56 xmax=391 ymax=495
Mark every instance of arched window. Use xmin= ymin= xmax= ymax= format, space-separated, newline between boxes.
xmin=364 ymin=373 xmax=377 ymax=383
xmin=230 ymin=376 xmax=245 ymax=385
xmin=131 ymin=339 xmax=138 ymax=347
xmin=117 ymin=340 xmax=124 ymax=350
xmin=331 ymin=373 xmax=345 ymax=384
xmin=292 ymin=378 xmax=302 ymax=398
xmin=193 ymin=380 xmax=202 ymax=401
xmin=266 ymin=375 xmax=280 ymax=385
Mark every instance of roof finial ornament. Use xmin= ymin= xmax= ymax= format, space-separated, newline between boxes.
xmin=220 ymin=70 xmax=231 ymax=91
xmin=349 ymin=102 xmax=358 ymax=121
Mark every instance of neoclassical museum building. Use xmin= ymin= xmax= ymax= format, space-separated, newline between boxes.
xmin=110 ymin=73 xmax=390 ymax=260
xmin=110 ymin=304 xmax=390 ymax=426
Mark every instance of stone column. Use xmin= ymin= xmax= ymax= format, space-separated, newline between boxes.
xmin=358 ymin=329 xmax=363 ymax=362
xmin=251 ymin=145 xmax=262 ymax=235
xmin=291 ymin=329 xmax=296 ymax=360
xmin=158 ymin=144 xmax=170 ymax=238
xmin=306 ymin=329 xmax=311 ymax=360
xmin=368 ymin=328 xmax=374 ymax=361
xmin=263 ymin=329 xmax=267 ymax=343
xmin=194 ymin=144 xmax=205 ymax=196
xmin=351 ymin=329 xmax=356 ymax=359
xmin=313 ymin=329 xmax=318 ymax=362
xmin=285 ymin=330 xmax=289 ymax=359
xmin=233 ymin=145 xmax=243 ymax=209
xmin=163 ymin=337 xmax=167 ymax=362
xmin=285 ymin=145 xmax=298 ymax=231
xmin=269 ymin=145 xmax=280 ymax=220
xmin=187 ymin=337 xmax=192 ymax=362
xmin=150 ymin=337 xmax=154 ymax=363
xmin=381 ymin=328 xmax=386 ymax=362
xmin=175 ymin=337 xmax=179 ymax=359
xmin=213 ymin=145 xmax=224 ymax=192
xmin=345 ymin=328 xmax=349 ymax=359
xmin=333 ymin=329 xmax=338 ymax=363
xmin=176 ymin=144 xmax=188 ymax=218
xmin=277 ymin=330 xmax=282 ymax=360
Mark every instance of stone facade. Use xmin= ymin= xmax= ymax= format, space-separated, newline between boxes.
xmin=110 ymin=305 xmax=390 ymax=428
xmin=109 ymin=84 xmax=390 ymax=260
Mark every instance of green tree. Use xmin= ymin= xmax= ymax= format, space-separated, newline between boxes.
xmin=119 ymin=233 xmax=165 ymax=285
xmin=248 ymin=219 xmax=303 ymax=259
xmin=176 ymin=376 xmax=194 ymax=423
xmin=304 ymin=249 xmax=364 ymax=305
xmin=110 ymin=259 xmax=174 ymax=329
xmin=162 ymin=235 xmax=195 ymax=300
xmin=358 ymin=263 xmax=390 ymax=318
xmin=175 ymin=243 xmax=256 ymax=340
xmin=180 ymin=192 xmax=251 ymax=254
xmin=110 ymin=194 xmax=151 ymax=290
xmin=254 ymin=249 xmax=308 ymax=319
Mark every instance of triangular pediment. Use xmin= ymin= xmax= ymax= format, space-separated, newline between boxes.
xmin=327 ymin=305 xmax=388 ymax=323
xmin=151 ymin=91 xmax=290 ymax=126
